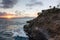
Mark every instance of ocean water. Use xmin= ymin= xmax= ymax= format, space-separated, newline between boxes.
xmin=0 ymin=17 xmax=34 ymax=40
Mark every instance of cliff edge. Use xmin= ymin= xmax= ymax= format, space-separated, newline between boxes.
xmin=24 ymin=7 xmax=60 ymax=40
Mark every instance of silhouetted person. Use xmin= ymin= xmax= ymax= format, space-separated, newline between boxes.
xmin=57 ymin=5 xmax=60 ymax=8
xmin=49 ymin=6 xmax=52 ymax=8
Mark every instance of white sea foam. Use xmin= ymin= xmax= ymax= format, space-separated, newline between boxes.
xmin=6 ymin=17 xmax=34 ymax=37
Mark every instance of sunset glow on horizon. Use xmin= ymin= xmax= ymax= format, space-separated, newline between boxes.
xmin=0 ymin=13 xmax=21 ymax=19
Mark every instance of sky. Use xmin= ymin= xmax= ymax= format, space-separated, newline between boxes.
xmin=0 ymin=0 xmax=60 ymax=17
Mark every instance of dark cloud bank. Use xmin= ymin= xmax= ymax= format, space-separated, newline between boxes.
xmin=0 ymin=0 xmax=18 ymax=8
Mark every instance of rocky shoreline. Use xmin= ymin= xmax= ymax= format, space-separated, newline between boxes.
xmin=24 ymin=7 xmax=60 ymax=40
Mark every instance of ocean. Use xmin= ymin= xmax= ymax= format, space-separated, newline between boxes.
xmin=0 ymin=17 xmax=34 ymax=40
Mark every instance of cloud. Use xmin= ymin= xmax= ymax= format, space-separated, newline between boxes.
xmin=30 ymin=0 xmax=37 ymax=2
xmin=26 ymin=0 xmax=43 ymax=7
xmin=57 ymin=0 xmax=60 ymax=6
xmin=0 ymin=0 xmax=18 ymax=8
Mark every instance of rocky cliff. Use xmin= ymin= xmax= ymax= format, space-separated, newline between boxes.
xmin=24 ymin=7 xmax=60 ymax=40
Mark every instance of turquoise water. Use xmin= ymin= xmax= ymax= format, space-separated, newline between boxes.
xmin=14 ymin=36 xmax=29 ymax=40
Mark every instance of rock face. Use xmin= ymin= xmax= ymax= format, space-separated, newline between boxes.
xmin=24 ymin=7 xmax=60 ymax=40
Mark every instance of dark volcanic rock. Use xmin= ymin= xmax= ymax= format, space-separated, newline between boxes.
xmin=24 ymin=7 xmax=60 ymax=40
